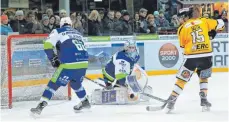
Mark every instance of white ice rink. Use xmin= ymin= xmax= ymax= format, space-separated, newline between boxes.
xmin=1 ymin=73 xmax=228 ymax=122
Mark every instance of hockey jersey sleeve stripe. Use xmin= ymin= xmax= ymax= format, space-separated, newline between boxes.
xmin=102 ymin=68 xmax=115 ymax=81
xmin=115 ymin=73 xmax=128 ymax=80
xmin=44 ymin=41 xmax=54 ymax=49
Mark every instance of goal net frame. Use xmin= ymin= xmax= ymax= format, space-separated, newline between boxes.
xmin=1 ymin=34 xmax=72 ymax=109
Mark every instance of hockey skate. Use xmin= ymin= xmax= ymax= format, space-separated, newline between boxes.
xmin=30 ymin=101 xmax=48 ymax=116
xmin=199 ymin=91 xmax=211 ymax=112
xmin=164 ymin=95 xmax=177 ymax=114
xmin=74 ymin=98 xmax=91 ymax=113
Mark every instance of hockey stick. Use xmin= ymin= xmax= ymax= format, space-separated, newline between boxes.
xmin=84 ymin=77 xmax=106 ymax=88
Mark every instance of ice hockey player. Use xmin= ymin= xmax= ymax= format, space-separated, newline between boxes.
xmin=165 ymin=5 xmax=225 ymax=113
xmin=91 ymin=40 xmax=149 ymax=104
xmin=30 ymin=17 xmax=90 ymax=115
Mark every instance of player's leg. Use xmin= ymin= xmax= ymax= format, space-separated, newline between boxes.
xmin=165 ymin=58 xmax=196 ymax=112
xmin=69 ymin=68 xmax=91 ymax=111
xmin=31 ymin=67 xmax=67 ymax=115
xmin=196 ymin=56 xmax=212 ymax=111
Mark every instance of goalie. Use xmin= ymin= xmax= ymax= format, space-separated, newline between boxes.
xmin=91 ymin=40 xmax=152 ymax=105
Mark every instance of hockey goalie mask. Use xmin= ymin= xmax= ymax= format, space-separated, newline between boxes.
xmin=124 ymin=40 xmax=139 ymax=61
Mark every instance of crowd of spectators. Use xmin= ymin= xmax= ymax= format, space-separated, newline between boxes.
xmin=0 ymin=7 xmax=228 ymax=36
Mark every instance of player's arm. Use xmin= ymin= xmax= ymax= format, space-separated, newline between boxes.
xmin=177 ymin=25 xmax=185 ymax=48
xmin=43 ymin=29 xmax=60 ymax=67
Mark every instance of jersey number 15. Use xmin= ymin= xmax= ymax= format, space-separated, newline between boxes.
xmin=191 ymin=29 xmax=205 ymax=44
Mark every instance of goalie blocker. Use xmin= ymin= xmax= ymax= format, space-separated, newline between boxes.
xmin=90 ymin=64 xmax=153 ymax=105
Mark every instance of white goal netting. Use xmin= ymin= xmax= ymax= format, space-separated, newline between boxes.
xmin=1 ymin=34 xmax=71 ymax=109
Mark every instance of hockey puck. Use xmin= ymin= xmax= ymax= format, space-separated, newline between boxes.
xmin=130 ymin=94 xmax=135 ymax=99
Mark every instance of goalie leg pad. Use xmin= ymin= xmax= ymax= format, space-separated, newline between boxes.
xmin=126 ymin=75 xmax=142 ymax=93
xmin=91 ymin=87 xmax=140 ymax=105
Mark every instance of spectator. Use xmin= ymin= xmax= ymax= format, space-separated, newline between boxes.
xmin=88 ymin=10 xmax=102 ymax=36
xmin=221 ymin=11 xmax=228 ymax=33
xmin=158 ymin=11 xmax=170 ymax=28
xmin=114 ymin=11 xmax=121 ymax=22
xmin=116 ymin=11 xmax=133 ymax=35
xmin=71 ymin=12 xmax=84 ymax=34
xmin=55 ymin=15 xmax=60 ymax=28
xmin=49 ymin=15 xmax=57 ymax=31
xmin=153 ymin=11 xmax=160 ymax=27
xmin=41 ymin=16 xmax=51 ymax=34
xmin=212 ymin=10 xmax=220 ymax=19
xmin=24 ymin=11 xmax=43 ymax=34
xmin=81 ymin=12 xmax=88 ymax=35
xmin=46 ymin=8 xmax=53 ymax=18
xmin=103 ymin=10 xmax=119 ymax=36
xmin=10 ymin=10 xmax=27 ymax=34
xmin=133 ymin=12 xmax=141 ymax=33
xmin=99 ymin=10 xmax=105 ymax=34
xmin=59 ymin=9 xmax=67 ymax=18
xmin=0 ymin=15 xmax=13 ymax=35
xmin=139 ymin=8 xmax=150 ymax=33
xmin=203 ymin=12 xmax=210 ymax=19
xmin=146 ymin=14 xmax=157 ymax=33
xmin=170 ymin=15 xmax=180 ymax=27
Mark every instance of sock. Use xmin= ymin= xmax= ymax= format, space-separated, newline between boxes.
xmin=70 ymin=81 xmax=86 ymax=101
xmin=40 ymin=81 xmax=60 ymax=103
xmin=199 ymin=78 xmax=208 ymax=96
xmin=171 ymin=79 xmax=187 ymax=97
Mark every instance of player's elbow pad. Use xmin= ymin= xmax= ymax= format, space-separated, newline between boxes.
xmin=216 ymin=19 xmax=225 ymax=31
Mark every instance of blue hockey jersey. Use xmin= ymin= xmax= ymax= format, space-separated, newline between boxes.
xmin=102 ymin=50 xmax=140 ymax=81
xmin=44 ymin=26 xmax=88 ymax=68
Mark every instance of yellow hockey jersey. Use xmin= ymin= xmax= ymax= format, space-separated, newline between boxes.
xmin=178 ymin=18 xmax=224 ymax=58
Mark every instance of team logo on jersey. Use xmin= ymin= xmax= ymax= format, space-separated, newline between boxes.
xmin=181 ymin=70 xmax=191 ymax=79
xmin=159 ymin=43 xmax=179 ymax=68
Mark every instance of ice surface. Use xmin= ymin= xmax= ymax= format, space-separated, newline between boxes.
xmin=1 ymin=73 xmax=228 ymax=122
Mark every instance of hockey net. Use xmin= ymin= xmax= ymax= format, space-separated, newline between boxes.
xmin=1 ymin=34 xmax=71 ymax=109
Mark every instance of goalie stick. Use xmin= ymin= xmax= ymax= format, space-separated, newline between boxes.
xmin=84 ymin=77 xmax=167 ymax=105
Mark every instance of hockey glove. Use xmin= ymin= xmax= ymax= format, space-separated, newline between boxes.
xmin=51 ymin=55 xmax=61 ymax=68
xmin=208 ymin=30 xmax=217 ymax=40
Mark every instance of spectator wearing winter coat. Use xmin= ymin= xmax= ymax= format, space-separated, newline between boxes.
xmin=0 ymin=15 xmax=13 ymax=35
xmin=139 ymin=8 xmax=150 ymax=33
xmin=41 ymin=16 xmax=51 ymax=34
xmin=88 ymin=10 xmax=102 ymax=36
xmin=24 ymin=11 xmax=43 ymax=34
xmin=133 ymin=13 xmax=141 ymax=33
xmin=116 ymin=11 xmax=133 ymax=35
xmin=55 ymin=15 xmax=60 ymax=28
xmin=49 ymin=15 xmax=57 ymax=31
xmin=221 ymin=11 xmax=228 ymax=33
xmin=158 ymin=11 xmax=170 ymax=28
xmin=10 ymin=10 xmax=27 ymax=34
xmin=146 ymin=14 xmax=157 ymax=33
xmin=103 ymin=10 xmax=120 ymax=36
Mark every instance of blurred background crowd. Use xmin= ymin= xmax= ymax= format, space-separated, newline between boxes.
xmin=0 ymin=0 xmax=228 ymax=36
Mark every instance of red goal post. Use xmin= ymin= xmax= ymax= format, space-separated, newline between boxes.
xmin=1 ymin=34 xmax=71 ymax=109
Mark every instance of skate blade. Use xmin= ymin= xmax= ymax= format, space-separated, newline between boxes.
xmin=202 ymin=106 xmax=210 ymax=112
xmin=74 ymin=107 xmax=91 ymax=113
